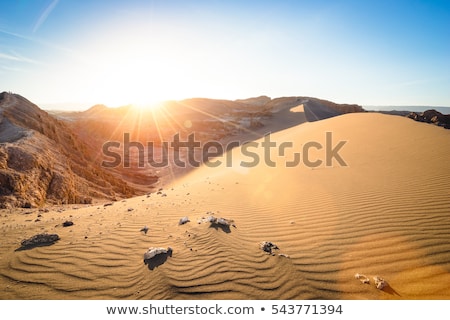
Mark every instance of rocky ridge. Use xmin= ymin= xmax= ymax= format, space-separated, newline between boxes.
xmin=0 ymin=92 xmax=135 ymax=208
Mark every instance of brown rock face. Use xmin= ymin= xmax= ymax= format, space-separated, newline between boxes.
xmin=0 ymin=92 xmax=135 ymax=208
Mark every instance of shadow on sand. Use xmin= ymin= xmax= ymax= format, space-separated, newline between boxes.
xmin=208 ymin=223 xmax=231 ymax=233
xmin=383 ymin=285 xmax=401 ymax=297
xmin=15 ymin=242 xmax=58 ymax=252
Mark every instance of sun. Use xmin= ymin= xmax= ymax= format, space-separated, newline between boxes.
xmin=130 ymin=100 xmax=165 ymax=112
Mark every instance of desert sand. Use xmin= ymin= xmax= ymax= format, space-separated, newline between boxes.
xmin=1 ymin=112 xmax=449 ymax=300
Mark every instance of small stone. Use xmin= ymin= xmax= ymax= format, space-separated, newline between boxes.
xmin=143 ymin=247 xmax=173 ymax=264
xmin=179 ymin=217 xmax=190 ymax=225
xmin=259 ymin=241 xmax=279 ymax=254
xmin=354 ymin=273 xmax=370 ymax=284
xmin=140 ymin=226 xmax=149 ymax=234
xmin=62 ymin=221 xmax=74 ymax=227
xmin=373 ymin=276 xmax=388 ymax=290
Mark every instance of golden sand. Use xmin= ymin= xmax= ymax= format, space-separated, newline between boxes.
xmin=1 ymin=113 xmax=449 ymax=299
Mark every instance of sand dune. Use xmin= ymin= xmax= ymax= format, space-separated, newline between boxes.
xmin=1 ymin=112 xmax=449 ymax=300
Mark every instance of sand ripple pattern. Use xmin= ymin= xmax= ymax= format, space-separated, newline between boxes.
xmin=1 ymin=113 xmax=449 ymax=299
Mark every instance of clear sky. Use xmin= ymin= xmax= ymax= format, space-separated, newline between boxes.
xmin=0 ymin=0 xmax=449 ymax=110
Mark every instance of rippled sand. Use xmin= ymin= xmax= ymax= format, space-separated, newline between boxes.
xmin=1 ymin=113 xmax=449 ymax=299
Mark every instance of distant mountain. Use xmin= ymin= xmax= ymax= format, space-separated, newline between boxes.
xmin=56 ymin=95 xmax=364 ymax=143
xmin=49 ymin=95 xmax=364 ymax=187
xmin=236 ymin=95 xmax=272 ymax=106
xmin=0 ymin=92 xmax=136 ymax=208
xmin=367 ymin=105 xmax=450 ymax=114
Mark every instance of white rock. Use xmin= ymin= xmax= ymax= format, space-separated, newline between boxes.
xmin=143 ymin=247 xmax=172 ymax=262
xmin=179 ymin=217 xmax=190 ymax=225
xmin=373 ymin=276 xmax=388 ymax=290
xmin=354 ymin=273 xmax=370 ymax=284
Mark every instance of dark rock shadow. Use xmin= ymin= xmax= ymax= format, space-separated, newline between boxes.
xmin=144 ymin=250 xmax=172 ymax=270
xmin=208 ymin=223 xmax=231 ymax=233
xmin=383 ymin=285 xmax=401 ymax=297
xmin=15 ymin=242 xmax=58 ymax=251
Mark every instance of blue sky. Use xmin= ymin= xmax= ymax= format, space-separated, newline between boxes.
xmin=0 ymin=0 xmax=449 ymax=110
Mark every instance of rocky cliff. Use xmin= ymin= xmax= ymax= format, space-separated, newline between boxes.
xmin=0 ymin=92 xmax=135 ymax=208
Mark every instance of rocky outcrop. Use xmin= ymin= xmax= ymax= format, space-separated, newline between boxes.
xmin=17 ymin=233 xmax=60 ymax=250
xmin=0 ymin=92 xmax=135 ymax=208
xmin=407 ymin=109 xmax=450 ymax=129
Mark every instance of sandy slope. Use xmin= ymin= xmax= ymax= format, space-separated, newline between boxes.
xmin=0 ymin=112 xmax=449 ymax=300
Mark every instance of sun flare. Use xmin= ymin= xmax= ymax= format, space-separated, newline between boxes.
xmin=130 ymin=100 xmax=165 ymax=112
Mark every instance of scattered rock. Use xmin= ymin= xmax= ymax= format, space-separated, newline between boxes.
xmin=197 ymin=215 xmax=236 ymax=232
xmin=144 ymin=247 xmax=172 ymax=261
xmin=354 ymin=273 xmax=370 ymax=284
xmin=140 ymin=226 xmax=149 ymax=234
xmin=179 ymin=216 xmax=190 ymax=225
xmin=18 ymin=233 xmax=60 ymax=250
xmin=127 ymin=208 xmax=134 ymax=212
xmin=355 ymin=273 xmax=388 ymax=289
xmin=208 ymin=216 xmax=235 ymax=227
xmin=278 ymin=253 xmax=290 ymax=258
xmin=216 ymin=217 xmax=232 ymax=226
xmin=143 ymin=247 xmax=173 ymax=269
xmin=260 ymin=241 xmax=279 ymax=254
xmin=373 ymin=276 xmax=388 ymax=290
xmin=62 ymin=221 xmax=74 ymax=227
xmin=104 ymin=202 xmax=113 ymax=207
